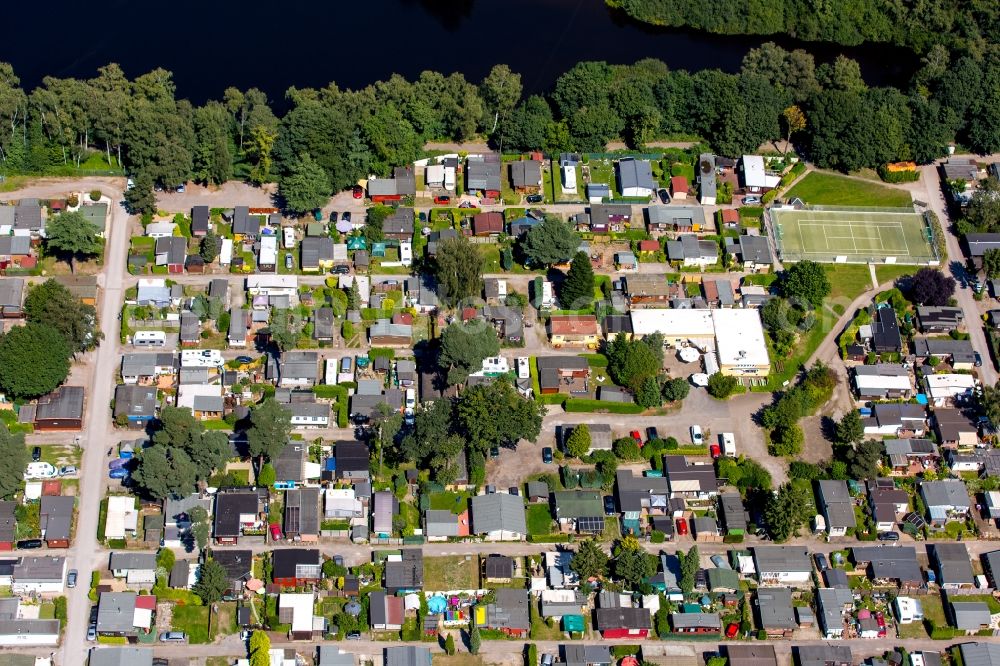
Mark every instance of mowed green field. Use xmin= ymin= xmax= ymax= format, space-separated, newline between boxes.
xmin=772 ymin=208 xmax=934 ymax=263
xmin=786 ymin=171 xmax=914 ymax=207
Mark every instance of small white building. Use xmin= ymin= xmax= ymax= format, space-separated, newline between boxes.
xmin=894 ymin=597 xmax=924 ymax=624
xmin=246 ymin=275 xmax=298 ymax=298
xmin=924 ymin=373 xmax=976 ymax=403
xmin=562 ymin=166 xmax=577 ymax=193
xmin=104 ymin=496 xmax=139 ymax=540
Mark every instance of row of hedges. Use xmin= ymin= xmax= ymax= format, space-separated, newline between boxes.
xmin=563 ymin=398 xmax=643 ymax=414
xmin=527 ymin=534 xmax=572 ymax=543
xmin=313 ymin=384 xmax=349 ymax=427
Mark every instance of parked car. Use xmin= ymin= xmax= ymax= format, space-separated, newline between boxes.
xmin=657 ymin=188 xmax=671 ymax=204
xmin=67 ymin=570 xmax=78 ymax=588
xmin=676 ymin=518 xmax=689 ymax=536
xmin=743 ymin=195 xmax=761 ymax=204
xmin=459 ymin=201 xmax=475 ymax=208
xmin=725 ymin=623 xmax=739 ymax=639
xmin=176 ymin=184 xmax=186 ymax=193
xmin=405 ymin=388 xmax=416 ymax=411
xmin=284 ymin=253 xmax=293 ymax=270
xmin=352 ymin=185 xmax=364 ymax=199
xmin=159 ymin=632 xmax=187 ymax=643
xmin=341 ymin=211 xmax=352 ymax=224
xmin=31 ymin=447 xmax=41 ymax=462
xmin=489 ymin=446 xmax=500 ymax=459
xmin=710 ymin=444 xmax=721 ymax=459
xmin=814 ymin=553 xmax=828 ymax=571
xmin=541 ymin=654 xmax=554 ymax=666
xmin=690 ymin=425 xmax=704 ymax=445
xmin=604 ymin=496 xmax=617 ymax=515
xmin=16 ymin=539 xmax=42 ymax=549
xmin=347 ymin=632 xmax=362 ymax=640
xmin=108 ymin=458 xmax=127 ymax=470
xmin=269 ymin=524 xmax=283 ymax=541
xmin=542 ymin=447 xmax=553 ymax=464
xmin=329 ymin=211 xmax=339 ymax=222
xmin=235 ymin=356 xmax=254 ymax=364
xmin=710 ymin=555 xmax=730 ymax=569
xmin=87 ymin=625 xmax=97 ymax=641
xmin=109 ymin=467 xmax=129 ymax=480
xmin=433 ymin=195 xmax=451 ymax=205
xmin=878 ymin=531 xmax=900 ymax=541
xmin=59 ymin=465 xmax=77 ymax=476
xmin=526 ymin=194 xmax=544 ymax=204
xmin=630 ymin=430 xmax=643 ymax=446
xmin=333 ymin=264 xmax=350 ymax=274
xmin=646 ymin=427 xmax=659 ymax=442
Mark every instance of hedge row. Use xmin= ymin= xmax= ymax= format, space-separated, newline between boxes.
xmin=563 ymin=398 xmax=643 ymax=414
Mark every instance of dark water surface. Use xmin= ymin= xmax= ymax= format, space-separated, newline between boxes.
xmin=4 ymin=0 xmax=913 ymax=103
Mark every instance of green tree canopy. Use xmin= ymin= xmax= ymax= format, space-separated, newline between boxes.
xmin=564 ymin=424 xmax=592 ymax=458
xmin=764 ymin=482 xmax=811 ymax=541
xmin=433 ymin=237 xmax=484 ymax=306
xmin=257 ymin=462 xmax=276 ymax=487
xmin=0 ymin=420 xmax=27 ymax=499
xmin=279 ymin=153 xmax=330 ymax=214
xmin=707 ymin=373 xmax=740 ymax=399
xmin=570 ymin=538 xmax=609 ymax=580
xmin=455 ymin=379 xmax=543 ymax=453
xmin=559 ymin=252 xmax=595 ymax=309
xmin=779 ymin=260 xmax=830 ymax=308
xmin=612 ymin=535 xmax=656 ymax=587
xmin=24 ymin=279 xmax=100 ymax=353
xmin=247 ymin=399 xmax=292 ymax=461
xmin=192 ymin=559 xmax=228 ymax=603
xmin=835 ymin=409 xmax=864 ymax=445
xmin=908 ymin=267 xmax=955 ymax=306
xmin=0 ymin=323 xmax=70 ymax=398
xmin=521 ymin=215 xmax=578 ymax=267
xmin=661 ymin=377 xmax=690 ymax=402
xmin=44 ymin=210 xmax=102 ymax=271
xmin=200 ymin=232 xmax=221 ymax=262
xmin=124 ymin=172 xmax=157 ymax=216
xmin=439 ymin=321 xmax=500 ymax=385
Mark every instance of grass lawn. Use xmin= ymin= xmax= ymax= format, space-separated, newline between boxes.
xmin=786 ymin=171 xmax=913 ymax=207
xmin=875 ymin=264 xmax=916 ymax=286
xmin=34 ymin=444 xmax=82 ymax=468
xmin=587 ymin=161 xmax=618 ymax=197
xmin=480 ymin=244 xmax=502 ymax=272
xmin=526 ymin=504 xmax=554 ymax=536
xmin=171 ymin=604 xmax=212 ymax=644
xmin=424 ymin=555 xmax=478 ymax=591
xmin=39 ymin=603 xmax=55 ymax=619
xmin=433 ymin=656 xmax=484 ymax=666
xmin=428 ymin=491 xmax=472 ymax=514
xmin=823 ymin=264 xmax=875 ymax=302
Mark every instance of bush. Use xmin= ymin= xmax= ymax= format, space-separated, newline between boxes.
xmin=707 ymin=373 xmax=741 ymax=399
xmin=650 ymin=530 xmax=666 ymax=543
xmin=612 ymin=646 xmax=640 ymax=658
xmin=89 ymin=190 xmax=102 ymax=202
xmin=563 ymin=398 xmax=642 ymax=414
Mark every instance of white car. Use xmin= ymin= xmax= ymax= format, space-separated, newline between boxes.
xmin=405 ymin=388 xmax=416 ymax=411
xmin=282 ymin=227 xmax=295 ymax=249
xmin=690 ymin=425 xmax=704 ymax=446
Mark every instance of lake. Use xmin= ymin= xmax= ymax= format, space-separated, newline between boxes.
xmin=5 ymin=0 xmax=912 ymax=104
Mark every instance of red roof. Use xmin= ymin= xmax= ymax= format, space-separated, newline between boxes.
xmin=461 ymin=307 xmax=477 ymax=322
xmin=392 ymin=312 xmax=413 ymax=325
xmin=548 ymin=315 xmax=600 ymax=336
xmin=720 ymin=209 xmax=740 ymax=224
xmin=473 ymin=212 xmax=504 ymax=235
xmin=671 ymin=176 xmax=688 ymax=193
xmin=41 ymin=480 xmax=62 ymax=496
xmin=135 ymin=595 xmax=157 ymax=610
xmin=638 ymin=240 xmax=659 ymax=252
xmin=386 ymin=595 xmax=405 ymax=625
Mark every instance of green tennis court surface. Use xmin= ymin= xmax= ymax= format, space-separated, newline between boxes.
xmin=771 ymin=206 xmax=937 ymax=264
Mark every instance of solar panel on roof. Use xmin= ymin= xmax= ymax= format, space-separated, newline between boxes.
xmin=577 ymin=517 xmax=605 ymax=533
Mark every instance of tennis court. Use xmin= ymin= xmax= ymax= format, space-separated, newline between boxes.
xmin=771 ymin=206 xmax=937 ymax=264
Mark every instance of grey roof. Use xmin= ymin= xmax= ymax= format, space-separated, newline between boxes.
xmin=0 ymin=236 xmax=31 ymax=256
xmin=738 ymin=235 xmax=772 ymax=264
xmin=384 ymin=647 xmax=431 ymax=666
xmin=913 ymin=337 xmax=976 ymax=363
xmin=698 ymin=154 xmax=717 ymax=199
xmin=284 ymin=487 xmax=320 ymax=536
xmin=38 ymin=496 xmax=72 ymax=542
xmin=854 ymin=363 xmax=909 ymax=378
xmin=984 ymin=550 xmax=1000 ymax=585
xmin=466 ymin=155 xmax=501 ymax=191
xmin=155 ymin=236 xmax=186 ymax=265
xmin=921 ymin=479 xmax=971 ymax=509
xmin=301 ymin=237 xmax=335 ymax=267
xmin=726 ymin=645 xmax=778 ymax=666
xmin=816 ymin=587 xmax=853 ymax=636
xmin=232 ymin=207 xmax=261 ymax=236
xmin=169 ymin=560 xmax=190 ymax=588
xmin=318 ymin=648 xmax=356 ymax=666
xmin=719 ymin=493 xmax=748 ymax=530
xmin=274 ymin=441 xmax=307 ymax=483
xmin=916 ymin=306 xmax=963 ymax=329
xmin=13 ymin=203 xmax=41 ymax=231
xmin=671 ymin=612 xmax=721 ymax=630
xmin=109 ymin=552 xmax=157 ymax=571
xmin=424 ymin=510 xmax=460 ymax=537
xmin=931 ymin=542 xmax=975 ymax=586
xmin=34 ymin=386 xmax=84 ymax=421
xmin=0 ymin=279 xmax=24 ymax=309
xmin=617 ymin=159 xmax=655 ymax=192
xmin=486 ymin=588 xmax=530 ymax=631
xmin=817 ymin=480 xmax=857 ymax=530
xmin=647 ymin=205 xmax=706 ymax=230
xmin=89 ymin=648 xmax=153 ymax=666
xmin=314 ymin=308 xmax=334 ymax=340
xmin=562 ymin=645 xmax=611 ymax=666
xmin=471 ymin=493 xmax=527 ymax=536
xmin=755 ymin=587 xmax=796 ymax=629
xmin=370 ymin=318 xmax=412 ymax=340
xmin=384 ymin=548 xmax=423 ymax=591
xmin=952 ymin=601 xmax=991 ymax=630
xmin=280 ymin=351 xmax=319 ymax=380
xmin=753 ymin=546 xmax=812 ymax=574
xmin=229 ymin=308 xmax=247 ymax=341
xmin=595 ymin=606 xmax=652 ymax=631
xmin=96 ymin=592 xmax=137 ymax=633
xmin=851 ymin=545 xmax=923 ymax=585
xmin=510 ymin=160 xmax=542 ymax=188
xmin=797 ymin=646 xmax=852 ymax=666
xmin=114 ymin=385 xmax=157 ymax=418
xmin=960 ymin=643 xmax=1000 ymax=666
xmin=664 ymin=455 xmax=719 ymax=494
xmin=667 ymin=234 xmax=718 ymax=261
xmin=193 ymin=395 xmax=224 ymax=413
xmin=382 ymin=208 xmax=415 ymax=236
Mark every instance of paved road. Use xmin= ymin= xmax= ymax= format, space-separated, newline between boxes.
xmin=915 ymin=163 xmax=998 ymax=386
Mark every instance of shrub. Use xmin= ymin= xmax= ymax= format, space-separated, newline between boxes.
xmin=89 ymin=190 xmax=102 ymax=202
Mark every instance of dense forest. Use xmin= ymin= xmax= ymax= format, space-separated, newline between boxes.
xmin=607 ymin=0 xmax=1000 ymax=52
xmin=0 ymin=43 xmax=998 ymax=206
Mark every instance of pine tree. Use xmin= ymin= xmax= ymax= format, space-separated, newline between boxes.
xmin=469 ymin=623 xmax=481 ymax=655
xmin=559 ymin=251 xmax=595 ymax=309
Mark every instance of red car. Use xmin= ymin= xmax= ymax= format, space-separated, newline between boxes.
xmin=725 ymin=623 xmax=739 ymax=639
xmin=630 ymin=430 xmax=643 ymax=447
xmin=433 ymin=195 xmax=451 ymax=205
xmin=676 ymin=518 xmax=688 ymax=536
xmin=269 ymin=524 xmax=283 ymax=541
xmin=710 ymin=444 xmax=722 ymax=459
xmin=352 ymin=185 xmax=363 ymax=199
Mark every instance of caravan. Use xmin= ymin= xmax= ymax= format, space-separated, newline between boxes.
xmin=133 ymin=331 xmax=166 ymax=347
